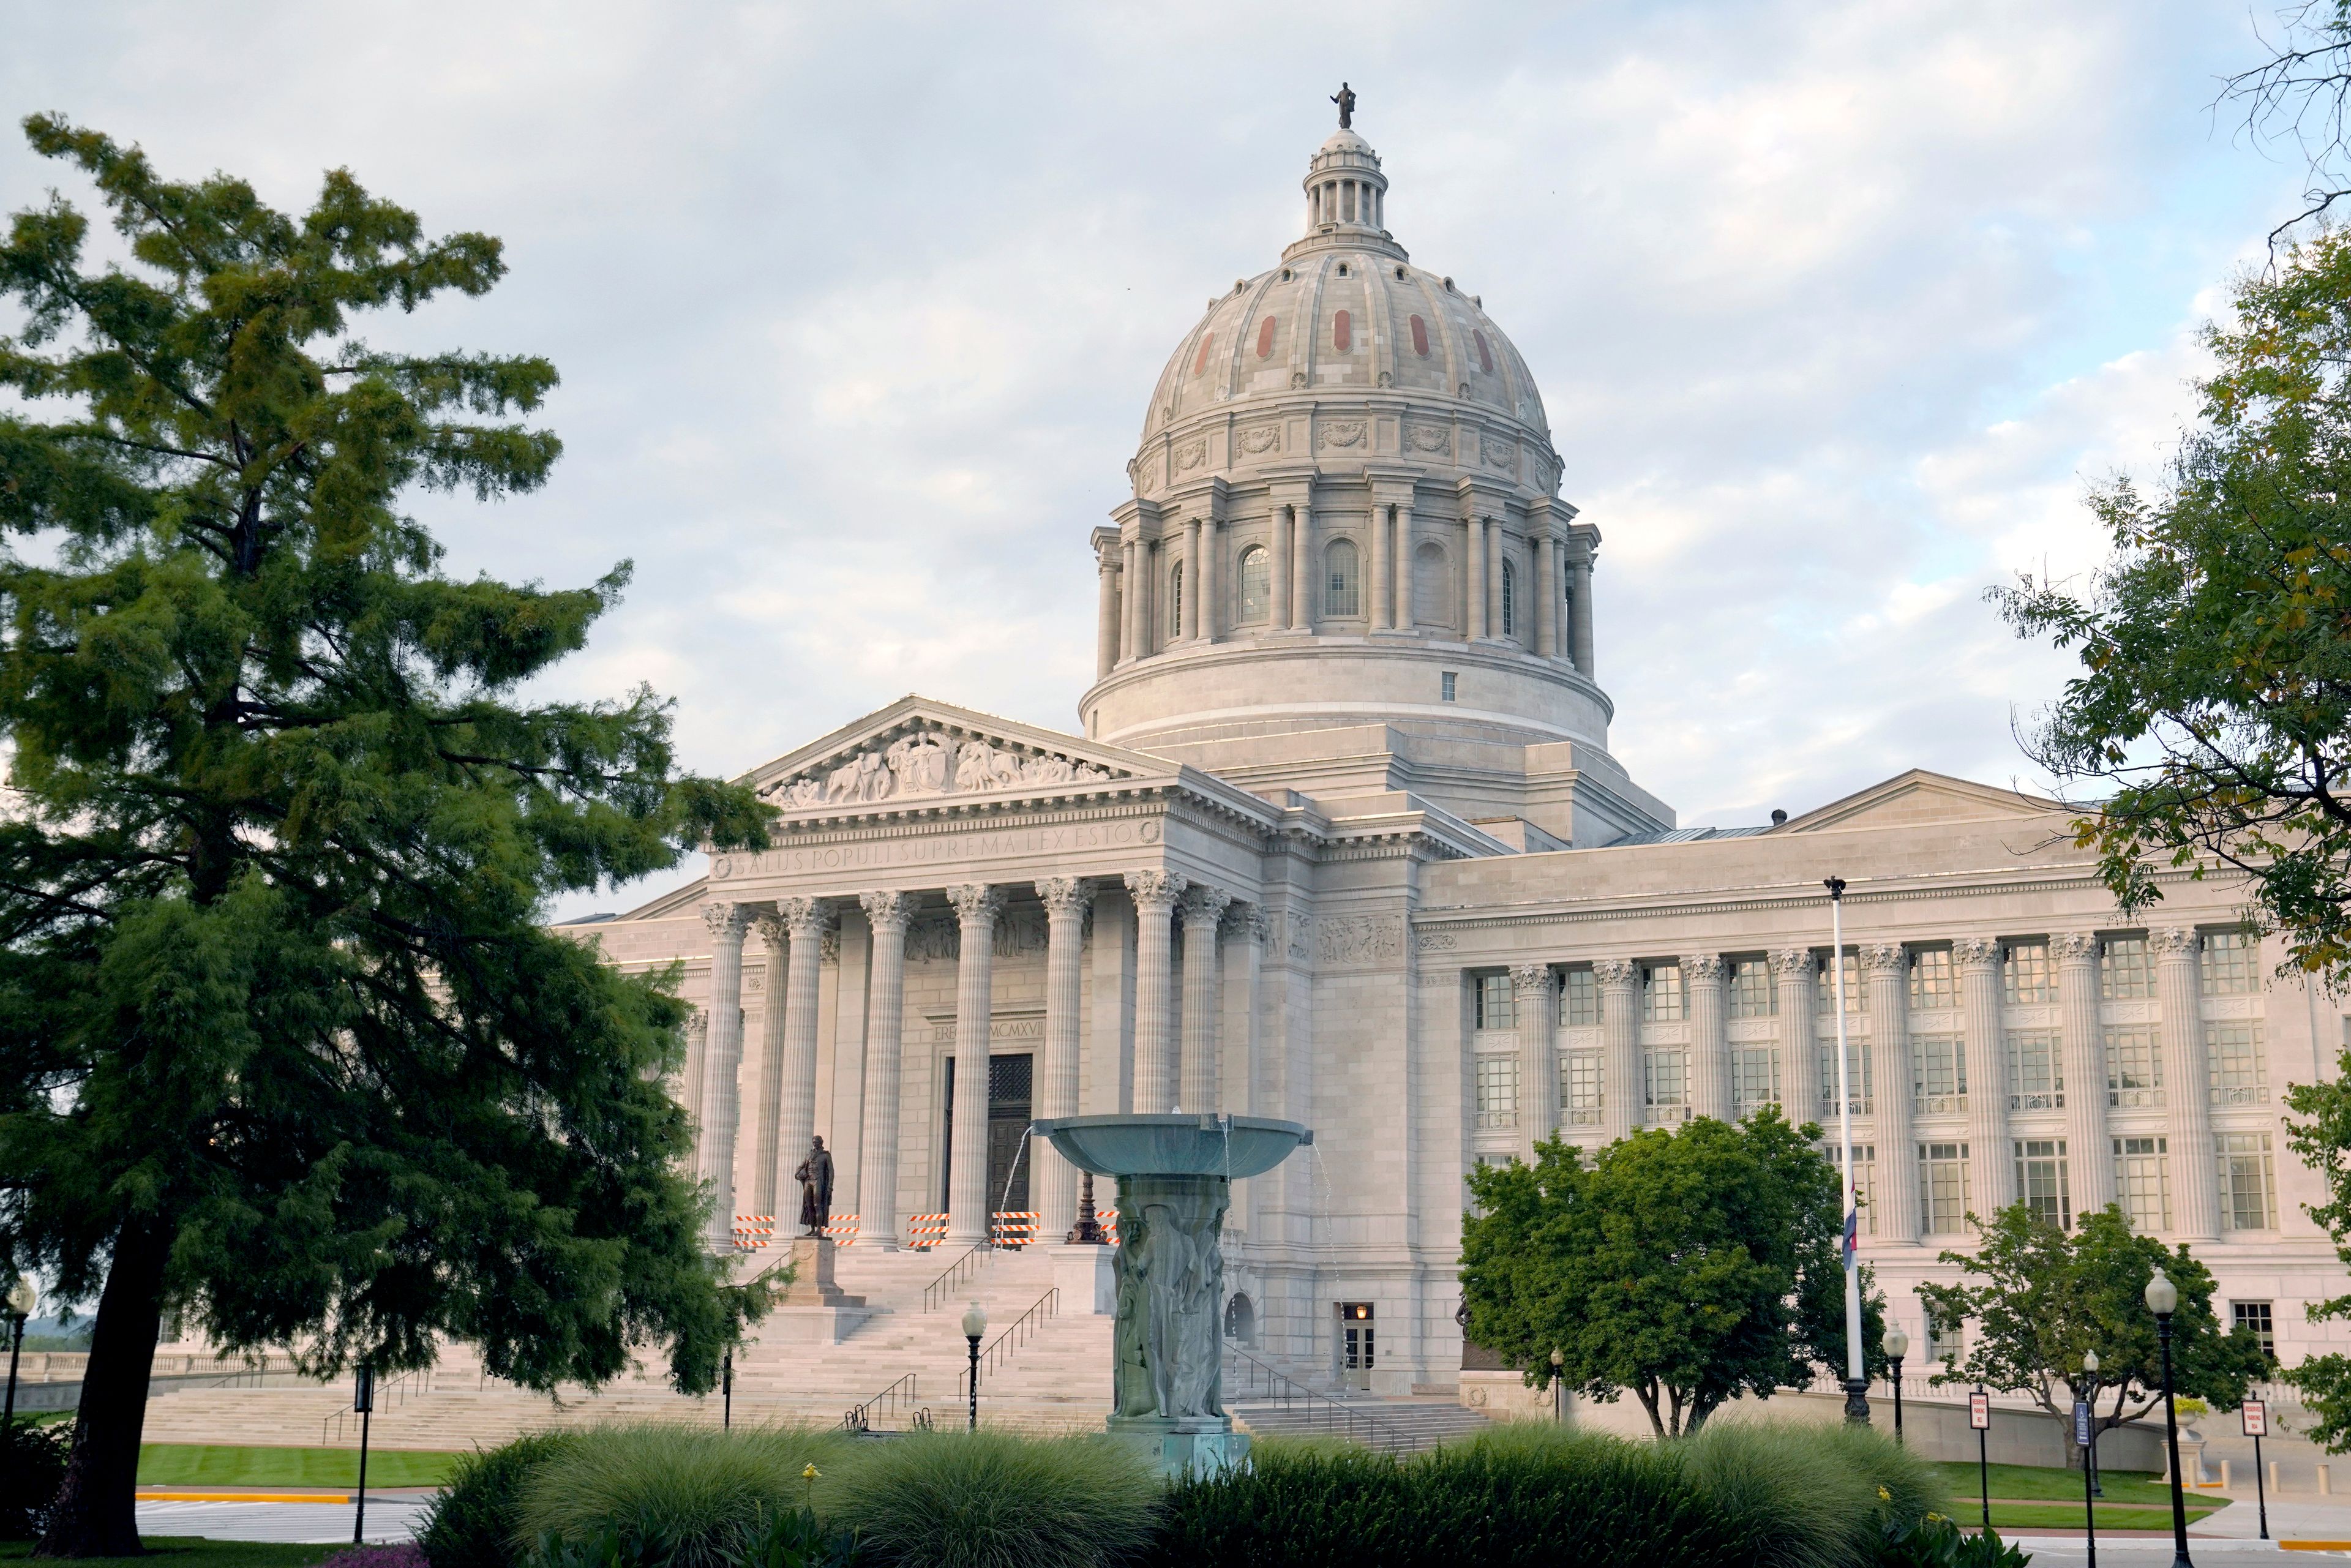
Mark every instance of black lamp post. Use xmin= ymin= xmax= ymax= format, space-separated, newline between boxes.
xmin=1068 ymin=1171 xmax=1105 ymax=1245
xmin=350 ymin=1364 xmax=374 ymax=1547
xmin=1550 ymin=1348 xmax=1564 ymax=1423
xmin=722 ymin=1349 xmax=733 ymax=1431
xmin=3 ymin=1275 xmax=35 ymax=1433
xmin=2079 ymin=1348 xmax=2100 ymax=1568
xmin=962 ymin=1300 xmax=988 ymax=1431
xmin=2147 ymin=1269 xmax=2194 ymax=1568
xmin=1881 ymin=1324 xmax=1908 ymax=1445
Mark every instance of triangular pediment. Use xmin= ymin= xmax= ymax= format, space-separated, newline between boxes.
xmin=742 ymin=695 xmax=1169 ymax=816
xmin=1776 ymin=768 xmax=2060 ymax=834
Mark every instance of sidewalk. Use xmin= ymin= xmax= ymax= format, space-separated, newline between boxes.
xmin=133 ymin=1493 xmax=433 ymax=1544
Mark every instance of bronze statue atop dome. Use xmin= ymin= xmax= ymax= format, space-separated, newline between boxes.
xmin=1331 ymin=83 xmax=1356 ymax=130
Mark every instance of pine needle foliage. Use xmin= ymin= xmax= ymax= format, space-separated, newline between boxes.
xmin=0 ymin=117 xmax=773 ymax=1555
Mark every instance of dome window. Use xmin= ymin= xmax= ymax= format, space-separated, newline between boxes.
xmin=1501 ymin=558 xmax=1518 ymax=637
xmin=1324 ymin=539 xmax=1360 ymax=618
xmin=1332 ymin=310 xmax=1352 ymax=353
xmin=1256 ymin=316 xmax=1278 ymax=359
xmin=1193 ymin=331 xmax=1215 ymax=377
xmin=1395 ymin=266 xmax=1406 ymax=280
xmin=1474 ymin=331 xmax=1495 ymax=375
xmin=1237 ymin=546 xmax=1271 ymax=625
xmin=1409 ymin=315 xmax=1430 ymax=358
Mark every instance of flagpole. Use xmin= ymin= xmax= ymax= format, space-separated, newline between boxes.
xmin=1828 ymin=876 xmax=1870 ymax=1425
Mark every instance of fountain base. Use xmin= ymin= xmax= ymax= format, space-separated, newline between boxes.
xmin=1106 ymin=1414 xmax=1251 ymax=1478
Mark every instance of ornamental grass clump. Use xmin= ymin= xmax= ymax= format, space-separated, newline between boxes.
xmin=421 ymin=1431 xmax=582 ymax=1568
xmin=1674 ymin=1420 xmax=1942 ymax=1568
xmin=514 ymin=1421 xmax=863 ymax=1568
xmin=823 ymin=1428 xmax=1161 ymax=1568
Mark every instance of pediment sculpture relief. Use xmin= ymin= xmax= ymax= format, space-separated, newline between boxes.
xmin=761 ymin=728 xmax=1123 ymax=811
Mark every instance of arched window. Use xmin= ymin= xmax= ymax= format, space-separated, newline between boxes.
xmin=1324 ymin=539 xmax=1360 ymax=617
xmin=1168 ymin=562 xmax=1183 ymax=642
xmin=1237 ymin=546 xmax=1270 ymax=625
xmin=1501 ymin=558 xmax=1517 ymax=638
xmin=1413 ymin=541 xmax=1453 ymax=629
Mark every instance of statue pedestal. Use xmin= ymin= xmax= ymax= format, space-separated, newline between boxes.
xmin=752 ymin=1238 xmax=876 ymax=1345
xmin=1107 ymin=1414 xmax=1250 ymax=1478
xmin=1046 ymin=1243 xmax=1116 ymax=1315
xmin=774 ymin=1237 xmax=864 ymax=1308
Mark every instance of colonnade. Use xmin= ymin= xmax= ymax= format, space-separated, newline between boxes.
xmin=688 ymin=872 xmax=1263 ymax=1255
xmin=1501 ymin=929 xmax=2227 ymax=1246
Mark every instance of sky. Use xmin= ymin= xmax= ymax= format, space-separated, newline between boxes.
xmin=0 ymin=0 xmax=2305 ymax=918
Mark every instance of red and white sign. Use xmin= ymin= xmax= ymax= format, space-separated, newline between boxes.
xmin=1968 ymin=1392 xmax=1992 ymax=1430
xmin=2244 ymin=1399 xmax=2269 ymax=1438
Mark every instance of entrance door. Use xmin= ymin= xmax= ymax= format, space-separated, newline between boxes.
xmin=940 ymin=1053 xmax=1035 ymax=1229
xmin=1338 ymin=1302 xmax=1374 ymax=1391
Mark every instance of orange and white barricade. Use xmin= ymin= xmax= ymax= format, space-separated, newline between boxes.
xmin=820 ymin=1215 xmax=860 ymax=1247
xmin=989 ymin=1211 xmax=1040 ymax=1248
xmin=732 ymin=1214 xmax=774 ymax=1250
xmin=906 ymin=1212 xmax=949 ymax=1250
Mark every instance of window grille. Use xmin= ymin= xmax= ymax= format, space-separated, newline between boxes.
xmin=1237 ymin=547 xmax=1270 ymax=624
xmin=1474 ymin=973 xmax=1515 ymax=1032
xmin=2203 ymin=930 xmax=2260 ymax=994
xmin=1562 ymin=968 xmax=1599 ymax=1027
xmin=2101 ymin=936 xmax=2153 ymax=1000
xmin=1324 ymin=539 xmax=1360 ymax=618
xmin=1830 ymin=1144 xmax=1877 ymax=1235
xmin=2218 ymin=1133 xmax=2278 ymax=1231
xmin=1644 ymin=1048 xmax=1690 ymax=1123
xmin=1731 ymin=1046 xmax=1780 ymax=1113
xmin=2113 ymin=1136 xmax=2170 ymax=1232
xmin=2207 ymin=1022 xmax=2267 ymax=1105
xmin=2007 ymin=1030 xmax=2063 ymax=1111
xmin=1913 ymin=1034 xmax=1967 ymax=1116
xmin=2004 ymin=941 xmax=2055 ymax=1004
xmin=1560 ymin=1051 xmax=1603 ymax=1125
xmin=1643 ymin=962 xmax=1685 ymax=1022
xmin=1817 ymin=951 xmax=1865 ymax=1015
xmin=2233 ymin=1300 xmax=2276 ymax=1356
xmin=1729 ymin=958 xmax=1775 ymax=1018
xmin=1919 ymin=1142 xmax=1971 ymax=1234
xmin=1910 ymin=948 xmax=1956 ymax=1010
xmin=2105 ymin=1026 xmax=2164 ymax=1108
xmin=1474 ymin=1056 xmax=1519 ymax=1130
xmin=2014 ymin=1138 xmax=2072 ymax=1229
xmin=1818 ymin=1036 xmax=1872 ymax=1116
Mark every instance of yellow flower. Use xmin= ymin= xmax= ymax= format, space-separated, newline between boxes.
xmin=802 ymin=1463 xmax=820 ymax=1480
xmin=1878 ymin=1486 xmax=1891 ymax=1502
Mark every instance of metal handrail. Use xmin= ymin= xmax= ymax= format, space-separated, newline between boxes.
xmin=1221 ymin=1345 xmax=1412 ymax=1453
xmin=958 ymin=1288 xmax=1057 ymax=1395
xmin=321 ymin=1368 xmax=422 ymax=1444
xmin=921 ymin=1243 xmax=991 ymax=1313
xmin=841 ymin=1371 xmax=920 ymax=1432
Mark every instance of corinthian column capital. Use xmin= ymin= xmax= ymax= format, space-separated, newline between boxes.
xmin=701 ymin=901 xmax=752 ymax=942
xmin=1036 ymin=876 xmax=1092 ymax=920
xmin=1594 ymin=958 xmax=1641 ymax=990
xmin=1681 ymin=953 xmax=1727 ymax=981
xmin=1125 ymin=868 xmax=1188 ymax=912
xmin=1509 ymin=961 xmax=1553 ymax=993
xmin=752 ymin=912 xmax=789 ymax=951
xmin=2050 ymin=931 xmax=2100 ymax=964
xmin=858 ymin=888 xmax=912 ymax=934
xmin=2151 ymin=927 xmax=2202 ymax=958
xmin=776 ymin=895 xmax=831 ymax=937
xmin=1179 ymin=884 xmax=1232 ymax=929
xmin=1953 ymin=936 xmax=2002 ymax=972
xmin=946 ymin=883 xmax=1004 ymax=929
xmin=1859 ymin=942 xmax=1907 ymax=975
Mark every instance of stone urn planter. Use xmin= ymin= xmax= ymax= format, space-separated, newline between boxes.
xmin=1030 ymin=1113 xmax=1313 ymax=1476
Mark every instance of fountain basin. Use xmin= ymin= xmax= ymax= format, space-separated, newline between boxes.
xmin=1029 ymin=1114 xmax=1311 ymax=1180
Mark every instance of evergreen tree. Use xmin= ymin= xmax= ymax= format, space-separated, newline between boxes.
xmin=0 ymin=118 xmax=773 ymax=1556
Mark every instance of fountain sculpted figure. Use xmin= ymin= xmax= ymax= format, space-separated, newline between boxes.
xmin=1114 ymin=1177 xmax=1228 ymax=1419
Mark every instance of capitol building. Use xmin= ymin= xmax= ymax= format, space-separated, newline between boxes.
xmin=577 ymin=112 xmax=2347 ymax=1403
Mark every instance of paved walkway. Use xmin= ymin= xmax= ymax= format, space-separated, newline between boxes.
xmin=2008 ymin=1493 xmax=2351 ymax=1562
xmin=134 ymin=1495 xmax=432 ymax=1544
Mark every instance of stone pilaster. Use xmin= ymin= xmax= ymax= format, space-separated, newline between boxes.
xmin=1685 ymin=953 xmax=1730 ymax=1125
xmin=2155 ymin=928 xmax=2218 ymax=1240
xmin=2054 ymin=931 xmax=2113 ymax=1217
xmin=1179 ymin=884 xmax=1232 ymax=1111
xmin=1862 ymin=943 xmax=1918 ymax=1243
xmin=1485 ymin=518 xmax=1505 ymax=642
xmin=680 ymin=1006 xmax=709 ymax=1171
xmin=1270 ymin=506 xmax=1294 ymax=633
xmin=1035 ymin=877 xmax=1089 ymax=1240
xmin=748 ymin=913 xmax=792 ymax=1220
xmin=1182 ymin=516 xmax=1204 ymax=642
xmin=1095 ymin=533 xmax=1122 ymax=678
xmin=1291 ymin=503 xmax=1316 ymax=632
xmin=1466 ymin=509 xmax=1487 ymax=640
xmin=1393 ymin=501 xmax=1414 ymax=628
xmin=1595 ymin=958 xmax=1641 ymax=1141
xmin=1773 ymin=948 xmax=1818 ymax=1128
xmin=697 ymin=901 xmax=752 ymax=1252
xmin=856 ymin=890 xmax=912 ymax=1250
xmin=1127 ymin=869 xmax=1187 ymax=1113
xmin=1535 ymin=525 xmax=1559 ymax=660
xmin=1956 ymin=937 xmax=2015 ymax=1218
xmin=1368 ymin=504 xmax=1392 ymax=631
xmin=1510 ymin=962 xmax=1557 ymax=1155
xmin=1120 ymin=535 xmax=1141 ymax=662
xmin=945 ymin=883 xmax=1003 ymax=1245
xmin=1226 ymin=905 xmax=1270 ymax=1233
xmin=1568 ymin=536 xmax=1596 ymax=677
xmin=773 ymin=896 xmax=830 ymax=1224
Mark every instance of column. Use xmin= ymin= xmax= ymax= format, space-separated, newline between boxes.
xmin=1393 ymin=503 xmax=1414 ymax=628
xmin=1120 ymin=536 xmax=1141 ymax=661
xmin=1096 ymin=539 xmax=1121 ymax=677
xmin=680 ymin=1007 xmax=710 ymax=1169
xmin=1142 ymin=541 xmax=1158 ymax=653
xmin=1369 ymin=505 xmax=1393 ymax=631
xmin=1291 ymin=503 xmax=1315 ymax=632
xmin=1228 ymin=907 xmax=1270 ymax=1232
xmin=1535 ymin=528 xmax=1559 ymax=659
xmin=1035 ymin=877 xmax=1089 ymax=1241
xmin=2155 ymin=928 xmax=2219 ymax=1240
xmin=1510 ymin=962 xmax=1558 ymax=1156
xmin=2055 ymin=932 xmax=2114 ymax=1217
xmin=1270 ymin=506 xmax=1294 ymax=632
xmin=747 ymin=913 xmax=792 ymax=1220
xmin=1774 ymin=949 xmax=1819 ymax=1127
xmin=1485 ymin=519 xmax=1505 ymax=643
xmin=697 ymin=902 xmax=751 ymax=1251
xmin=1183 ymin=516 xmax=1204 ymax=642
xmin=1179 ymin=884 xmax=1231 ymax=1111
xmin=945 ymin=883 xmax=1003 ymax=1245
xmin=1466 ymin=513 xmax=1487 ymax=640
xmin=1202 ymin=519 xmax=1223 ymax=644
xmin=1956 ymin=937 xmax=2016 ymax=1217
xmin=1595 ymin=958 xmax=1641 ymax=1142
xmin=1862 ymin=943 xmax=1918 ymax=1243
xmin=856 ymin=891 xmax=911 ymax=1250
xmin=774 ymin=896 xmax=829 ymax=1220
xmin=1686 ymin=954 xmax=1730 ymax=1125
xmin=1569 ymin=547 xmax=1596 ymax=677
xmin=1127 ymin=869 xmax=1185 ymax=1112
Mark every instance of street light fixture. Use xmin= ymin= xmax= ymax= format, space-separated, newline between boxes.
xmin=962 ymin=1300 xmax=988 ymax=1431
xmin=3 ymin=1275 xmax=35 ymax=1433
xmin=2145 ymin=1269 xmax=2193 ymax=1568
xmin=2083 ymin=1347 xmax=2104 ymax=1496
xmin=2079 ymin=1347 xmax=2101 ymax=1565
xmin=1550 ymin=1348 xmax=1564 ymax=1423
xmin=1881 ymin=1324 xmax=1908 ymax=1444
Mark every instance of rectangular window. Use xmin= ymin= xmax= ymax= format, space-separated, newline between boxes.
xmin=2233 ymin=1300 xmax=2276 ymax=1357
xmin=2004 ymin=940 xmax=2055 ymax=1004
xmin=1474 ymin=973 xmax=1515 ymax=1032
xmin=1474 ymin=1055 xmax=1518 ymax=1130
xmin=1644 ymin=1048 xmax=1690 ymax=1122
xmin=1831 ymin=1143 xmax=1878 ymax=1235
xmin=2218 ymin=1132 xmax=2278 ymax=1231
xmin=1816 ymin=951 xmax=1864 ymax=1015
xmin=2007 ymin=1029 xmax=2064 ymax=1111
xmin=1925 ymin=1299 xmax=1965 ymax=1362
xmin=2105 ymin=1026 xmax=2164 ymax=1109
xmin=1729 ymin=958 xmax=1776 ymax=1018
xmin=1919 ymin=1141 xmax=1972 ymax=1235
xmin=2113 ymin=1136 xmax=2171 ymax=1232
xmin=1732 ymin=1046 xmax=1780 ymax=1114
xmin=1913 ymin=1033 xmax=1968 ymax=1116
xmin=1910 ymin=948 xmax=1956 ymax=1010
xmin=2101 ymin=936 xmax=2153 ymax=1000
xmin=1440 ymin=671 xmax=1458 ymax=702
xmin=2015 ymin=1138 xmax=2072 ymax=1229
xmin=1643 ymin=962 xmax=1685 ymax=1022
xmin=1818 ymin=1035 xmax=1872 ymax=1115
xmin=2203 ymin=930 xmax=2260 ymax=994
xmin=1562 ymin=968 xmax=1599 ymax=1027
xmin=1561 ymin=1050 xmax=1603 ymax=1125
xmin=2208 ymin=1022 xmax=2267 ymax=1105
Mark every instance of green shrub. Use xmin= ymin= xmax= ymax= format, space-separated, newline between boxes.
xmin=516 ymin=1422 xmax=861 ymax=1568
xmin=1676 ymin=1420 xmax=1942 ymax=1568
xmin=824 ymin=1428 xmax=1160 ymax=1568
xmin=1873 ymin=1514 xmax=2029 ymax=1568
xmin=421 ymin=1431 xmax=582 ymax=1568
xmin=0 ymin=1419 xmax=70 ymax=1540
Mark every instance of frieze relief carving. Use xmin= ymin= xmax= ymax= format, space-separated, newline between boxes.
xmin=1416 ymin=931 xmax=1458 ymax=951
xmin=1316 ymin=914 xmax=1401 ymax=966
xmin=1317 ymin=421 xmax=1367 ymax=449
xmin=1237 ymin=424 xmax=1281 ymax=455
xmin=761 ymin=727 xmax=1125 ymax=811
xmin=902 ymin=905 xmax=1058 ymax=965
xmin=1175 ymin=438 xmax=1208 ymax=472
xmin=1725 ymin=1018 xmax=1776 ymax=1043
xmin=1406 ymin=424 xmax=1450 ymax=454
xmin=1482 ymin=436 xmax=1517 ymax=469
xmin=2100 ymin=1000 xmax=2159 ymax=1025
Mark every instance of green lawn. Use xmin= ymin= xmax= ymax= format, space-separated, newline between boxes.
xmin=1 ymin=1540 xmax=340 ymax=1567
xmin=1929 ymin=1460 xmax=2184 ymax=1507
xmin=137 ymin=1444 xmax=463 ymax=1489
xmin=1983 ymin=1500 xmax=2222 ymax=1530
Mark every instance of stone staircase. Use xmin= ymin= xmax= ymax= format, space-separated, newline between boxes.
xmin=1230 ymin=1395 xmax=1494 ymax=1453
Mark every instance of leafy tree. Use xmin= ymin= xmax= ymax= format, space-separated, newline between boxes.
xmin=2282 ymin=1066 xmax=2351 ymax=1447
xmin=1919 ymin=1205 xmax=2267 ymax=1467
xmin=1994 ymin=227 xmax=2351 ymax=989
xmin=0 ymin=118 xmax=774 ymax=1556
xmin=1459 ymin=1108 xmax=1882 ymax=1438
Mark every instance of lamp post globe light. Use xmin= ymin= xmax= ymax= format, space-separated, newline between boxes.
xmin=1550 ymin=1348 xmax=1564 ymax=1423
xmin=2083 ymin=1348 xmax=2104 ymax=1498
xmin=3 ymin=1274 xmax=34 ymax=1433
xmin=2146 ymin=1269 xmax=2193 ymax=1568
xmin=1881 ymin=1324 xmax=1908 ymax=1444
xmin=962 ymin=1300 xmax=988 ymax=1431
